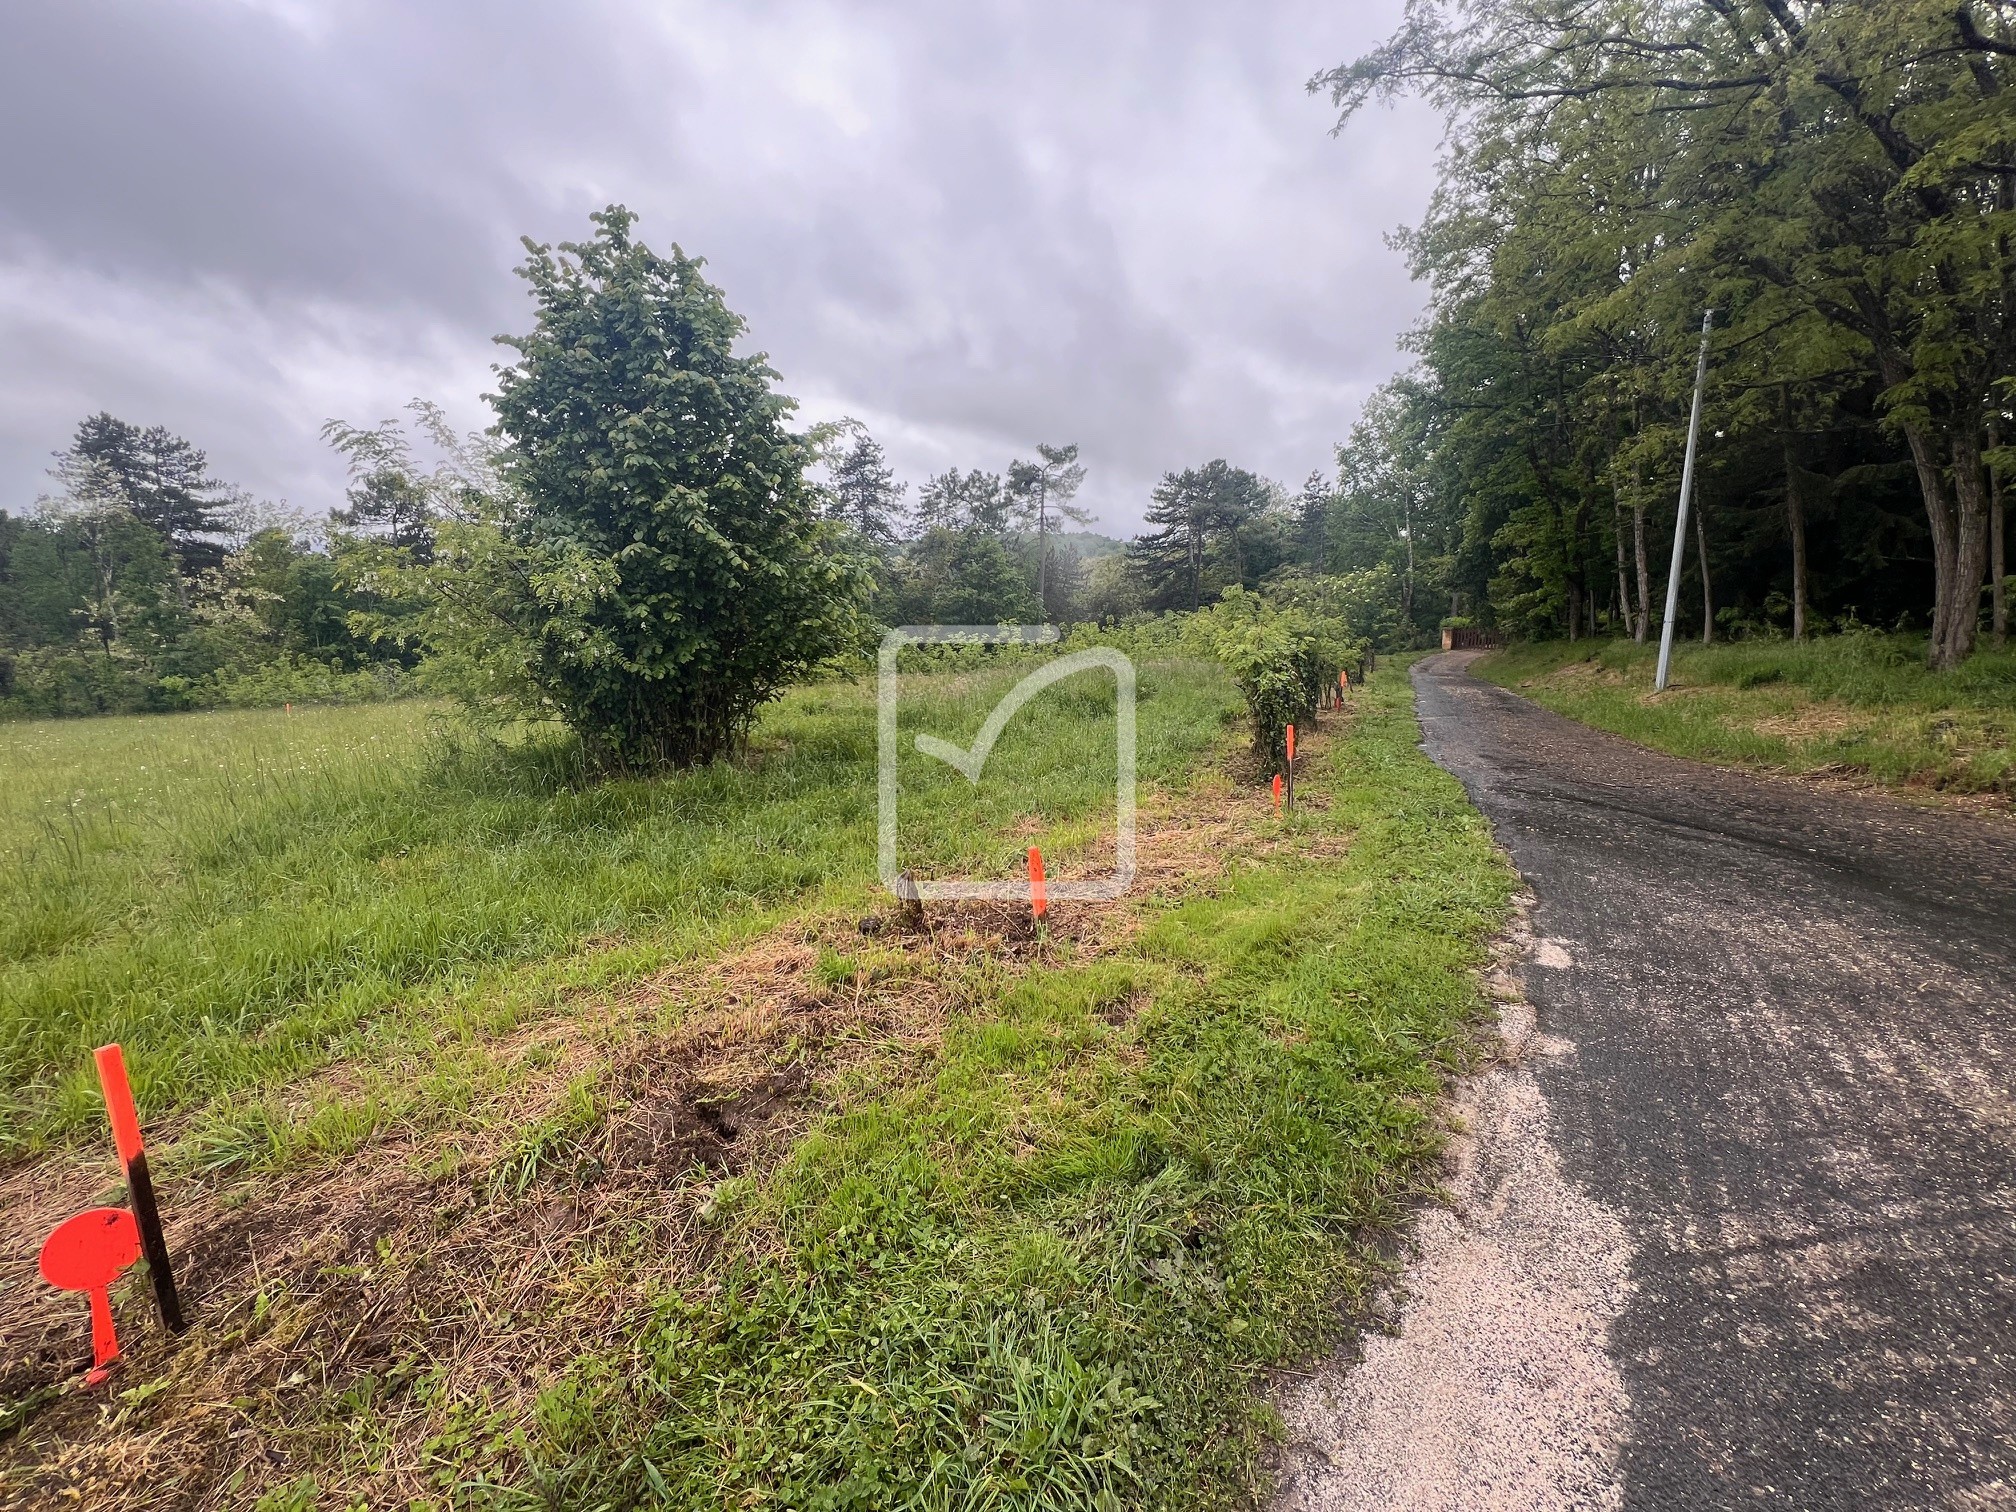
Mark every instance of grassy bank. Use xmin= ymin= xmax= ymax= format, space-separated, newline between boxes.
xmin=2 ymin=658 xmax=1514 ymax=1509
xmin=1476 ymin=635 xmax=2016 ymax=801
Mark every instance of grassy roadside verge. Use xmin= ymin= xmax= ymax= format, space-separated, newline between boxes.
xmin=518 ymin=661 xmax=1513 ymax=1510
xmin=1476 ymin=636 xmax=2015 ymax=803
xmin=2 ymin=660 xmax=1514 ymax=1509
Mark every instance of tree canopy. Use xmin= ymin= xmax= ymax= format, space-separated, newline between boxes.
xmin=1313 ymin=0 xmax=2016 ymax=664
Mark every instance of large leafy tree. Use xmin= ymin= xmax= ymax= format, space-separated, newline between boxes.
xmin=1333 ymin=379 xmax=1457 ymax=637
xmin=1321 ymin=0 xmax=2016 ymax=667
xmin=487 ymin=206 xmax=870 ymax=769
xmin=324 ymin=412 xmax=440 ymax=563
xmin=1293 ymin=470 xmax=1334 ymax=570
xmin=886 ymin=527 xmax=1041 ymax=625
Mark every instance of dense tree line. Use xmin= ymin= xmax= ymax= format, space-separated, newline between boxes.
xmin=823 ymin=426 xmax=1106 ymax=625
xmin=0 ymin=389 xmax=1399 ymax=729
xmin=0 ymin=415 xmax=418 ymax=716
xmin=1311 ymin=0 xmax=2016 ymax=668
xmin=1 ymin=203 xmax=1411 ymax=751
xmin=825 ymin=435 xmax=1361 ymax=629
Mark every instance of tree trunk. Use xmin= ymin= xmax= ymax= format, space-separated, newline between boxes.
xmin=1631 ymin=470 xmax=1651 ymax=644
xmin=1402 ymin=492 xmax=1416 ymax=633
xmin=1695 ymin=506 xmax=1714 ymax=645
xmin=1876 ymin=335 xmax=1967 ymax=667
xmin=1613 ymin=481 xmax=1635 ymax=639
xmin=1903 ymin=416 xmax=1991 ymax=670
xmin=1947 ymin=425 xmax=1991 ymax=666
xmin=1568 ymin=489 xmax=1592 ymax=645
xmin=1887 ymin=360 xmax=1995 ymax=670
xmin=1896 ymin=418 xmax=1964 ymax=668
xmin=1992 ymin=417 xmax=2007 ymax=650
xmin=1037 ymin=495 xmax=1048 ymax=615
xmin=1781 ymin=387 xmax=1808 ymax=642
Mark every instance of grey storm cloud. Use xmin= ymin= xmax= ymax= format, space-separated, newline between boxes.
xmin=0 ymin=0 xmax=1442 ymax=534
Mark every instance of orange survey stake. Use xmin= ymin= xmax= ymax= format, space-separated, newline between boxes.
xmin=1284 ymin=724 xmax=1296 ymax=812
xmin=92 ymin=1045 xmax=186 ymax=1334
xmin=1027 ymin=846 xmax=1048 ymax=921
xmin=93 ymin=1044 xmax=145 ymax=1165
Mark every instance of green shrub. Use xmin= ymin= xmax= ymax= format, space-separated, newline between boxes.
xmin=481 ymin=206 xmax=875 ymax=770
xmin=1201 ymin=588 xmax=1365 ymax=763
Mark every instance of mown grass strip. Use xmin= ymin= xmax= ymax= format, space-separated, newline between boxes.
xmin=517 ymin=664 xmax=1514 ymax=1511
xmin=1478 ymin=636 xmax=2016 ymax=799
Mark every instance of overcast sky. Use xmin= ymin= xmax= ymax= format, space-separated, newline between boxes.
xmin=0 ymin=0 xmax=1439 ymax=536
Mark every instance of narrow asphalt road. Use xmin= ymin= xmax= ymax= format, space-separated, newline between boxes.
xmin=1404 ymin=652 xmax=2016 ymax=1509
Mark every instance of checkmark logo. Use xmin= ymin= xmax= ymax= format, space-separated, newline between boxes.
xmin=912 ymin=650 xmax=1124 ymax=785
xmin=878 ymin=627 xmax=1137 ymax=903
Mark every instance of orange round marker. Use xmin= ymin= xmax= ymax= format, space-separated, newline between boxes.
xmin=1027 ymin=846 xmax=1048 ymax=922
xmin=41 ymin=1208 xmax=141 ymax=1386
xmin=1271 ymin=773 xmax=1283 ymax=812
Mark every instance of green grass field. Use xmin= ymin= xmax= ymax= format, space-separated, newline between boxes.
xmin=0 ymin=662 xmax=1230 ymax=1158
xmin=1 ymin=658 xmax=1514 ymax=1510
xmin=1476 ymin=635 xmax=2016 ymax=800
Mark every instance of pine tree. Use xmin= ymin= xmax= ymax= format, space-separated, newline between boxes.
xmin=1006 ymin=442 xmax=1089 ymax=613
xmin=1129 ymin=460 xmax=1270 ymax=611
xmin=62 ymin=413 xmax=231 ymax=577
xmin=914 ymin=469 xmax=1012 ymax=535
xmin=826 ymin=425 xmax=907 ymax=545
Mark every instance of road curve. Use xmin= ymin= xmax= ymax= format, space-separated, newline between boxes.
xmin=1282 ymin=652 xmax=2016 ymax=1511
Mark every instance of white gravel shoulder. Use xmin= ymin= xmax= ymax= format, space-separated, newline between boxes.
xmin=1272 ymin=916 xmax=1635 ymax=1512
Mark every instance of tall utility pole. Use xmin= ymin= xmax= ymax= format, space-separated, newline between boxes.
xmin=1656 ymin=310 xmax=1715 ymax=693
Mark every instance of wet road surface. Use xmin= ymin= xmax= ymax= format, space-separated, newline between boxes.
xmin=1403 ymin=652 xmax=2016 ymax=1509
